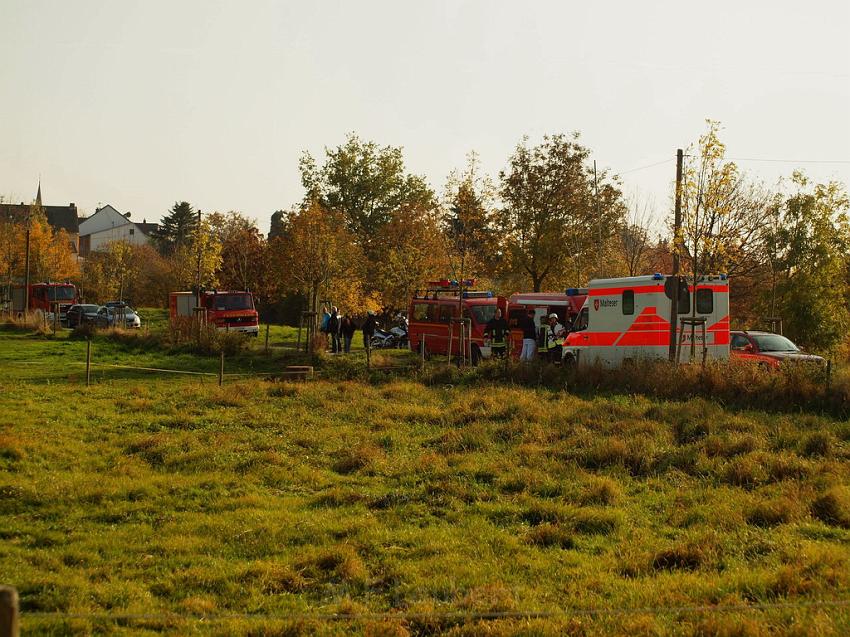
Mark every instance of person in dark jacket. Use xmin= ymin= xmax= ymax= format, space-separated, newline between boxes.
xmin=361 ymin=311 xmax=377 ymax=351
xmin=328 ymin=306 xmax=341 ymax=353
xmin=518 ymin=309 xmax=537 ymax=361
xmin=484 ymin=308 xmax=510 ymax=358
xmin=340 ymin=315 xmax=356 ymax=353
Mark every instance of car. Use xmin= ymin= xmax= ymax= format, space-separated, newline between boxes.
xmin=730 ymin=331 xmax=825 ymax=368
xmin=66 ymin=304 xmax=101 ymax=328
xmin=93 ymin=305 xmax=142 ymax=329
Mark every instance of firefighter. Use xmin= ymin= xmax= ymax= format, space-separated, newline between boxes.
xmin=484 ymin=307 xmax=509 ymax=358
xmin=545 ymin=313 xmax=566 ymax=363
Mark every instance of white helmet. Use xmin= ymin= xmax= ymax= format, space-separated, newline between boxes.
xmin=548 ymin=313 xmax=559 ymax=320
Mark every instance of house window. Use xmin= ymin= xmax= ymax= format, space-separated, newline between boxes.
xmin=129 ymin=228 xmax=135 ymax=236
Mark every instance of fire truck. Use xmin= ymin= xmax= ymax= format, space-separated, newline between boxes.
xmin=563 ymin=274 xmax=730 ymax=367
xmin=507 ymin=290 xmax=587 ymax=357
xmin=169 ymin=290 xmax=260 ymax=336
xmin=11 ymin=282 xmax=79 ymax=325
xmin=408 ymin=280 xmax=508 ymax=364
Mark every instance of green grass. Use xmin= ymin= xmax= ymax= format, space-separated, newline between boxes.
xmin=1 ymin=331 xmax=849 ymax=635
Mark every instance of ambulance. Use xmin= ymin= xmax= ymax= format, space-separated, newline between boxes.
xmin=563 ymin=273 xmax=730 ymax=367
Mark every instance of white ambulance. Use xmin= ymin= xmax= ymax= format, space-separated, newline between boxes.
xmin=563 ymin=273 xmax=730 ymax=367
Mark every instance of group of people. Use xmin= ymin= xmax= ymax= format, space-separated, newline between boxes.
xmin=320 ymin=306 xmax=378 ymax=353
xmin=484 ymin=308 xmax=567 ymax=363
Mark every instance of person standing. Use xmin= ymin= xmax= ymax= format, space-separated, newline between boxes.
xmin=484 ymin=307 xmax=510 ymax=358
xmin=362 ymin=310 xmax=377 ymax=352
xmin=545 ymin=313 xmax=566 ymax=363
xmin=340 ymin=314 xmax=356 ymax=353
xmin=518 ymin=309 xmax=537 ymax=362
xmin=328 ymin=306 xmax=341 ymax=353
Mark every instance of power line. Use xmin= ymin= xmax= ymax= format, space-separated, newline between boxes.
xmin=618 ymin=158 xmax=675 ymax=175
xmin=728 ymin=157 xmax=850 ymax=165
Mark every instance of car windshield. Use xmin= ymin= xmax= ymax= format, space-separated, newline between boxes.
xmin=79 ymin=305 xmax=99 ymax=312
xmin=108 ymin=306 xmax=136 ymax=315
xmin=468 ymin=305 xmax=497 ymax=325
xmin=47 ymin=286 xmax=76 ymax=301
xmin=752 ymin=334 xmax=799 ymax=352
xmin=211 ymin=294 xmax=254 ymax=311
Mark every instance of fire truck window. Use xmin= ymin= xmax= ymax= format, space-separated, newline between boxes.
xmin=696 ymin=288 xmax=714 ymax=314
xmin=469 ymin=305 xmax=496 ymax=325
xmin=622 ymin=290 xmax=634 ymax=315
xmin=438 ymin=304 xmax=456 ymax=323
xmin=412 ymin=303 xmax=433 ymax=321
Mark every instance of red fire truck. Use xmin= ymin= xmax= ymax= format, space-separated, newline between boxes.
xmin=11 ymin=282 xmax=79 ymax=325
xmin=408 ymin=280 xmax=508 ymax=364
xmin=169 ymin=290 xmax=260 ymax=336
xmin=507 ymin=289 xmax=587 ymax=357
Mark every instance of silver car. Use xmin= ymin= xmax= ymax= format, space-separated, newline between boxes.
xmin=94 ymin=305 xmax=142 ymax=329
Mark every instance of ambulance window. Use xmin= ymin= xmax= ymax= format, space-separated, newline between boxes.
xmin=696 ymin=288 xmax=713 ymax=314
xmin=622 ymin=290 xmax=634 ymax=315
xmin=678 ymin=288 xmax=690 ymax=314
xmin=573 ymin=307 xmax=589 ymax=331
xmin=438 ymin=304 xmax=455 ymax=323
xmin=412 ymin=303 xmax=433 ymax=321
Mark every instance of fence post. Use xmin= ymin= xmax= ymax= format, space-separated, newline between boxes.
xmin=420 ymin=337 xmax=425 ymax=372
xmin=826 ymin=359 xmax=832 ymax=391
xmin=219 ymin=351 xmax=224 ymax=387
xmin=264 ymin=323 xmax=270 ymax=354
xmin=85 ymin=339 xmax=92 ymax=387
xmin=0 ymin=585 xmax=19 ymax=637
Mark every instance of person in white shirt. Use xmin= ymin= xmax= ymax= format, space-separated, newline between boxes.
xmin=545 ymin=313 xmax=566 ymax=363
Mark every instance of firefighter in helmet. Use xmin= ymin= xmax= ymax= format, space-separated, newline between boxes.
xmin=545 ymin=313 xmax=566 ymax=363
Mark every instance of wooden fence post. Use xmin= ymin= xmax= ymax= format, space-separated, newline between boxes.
xmin=420 ymin=338 xmax=425 ymax=372
xmin=86 ymin=339 xmax=92 ymax=387
xmin=0 ymin=585 xmax=19 ymax=637
xmin=264 ymin=323 xmax=270 ymax=354
xmin=219 ymin=351 xmax=224 ymax=387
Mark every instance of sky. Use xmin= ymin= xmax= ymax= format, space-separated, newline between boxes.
xmin=1 ymin=0 xmax=848 ymax=236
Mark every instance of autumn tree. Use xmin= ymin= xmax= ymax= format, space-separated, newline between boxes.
xmin=299 ymin=134 xmax=435 ymax=257
xmin=615 ymin=194 xmax=655 ymax=277
xmin=373 ymin=204 xmax=450 ymax=311
xmin=679 ymin=121 xmax=772 ymax=280
xmin=270 ymin=200 xmax=373 ymax=325
xmin=442 ymin=152 xmax=497 ymax=285
xmin=759 ymin=173 xmax=850 ymax=351
xmin=171 ymin=217 xmax=222 ymax=290
xmin=208 ymin=211 xmax=272 ymax=307
xmin=154 ymin=201 xmax=198 ymax=253
xmin=498 ymin=134 xmax=625 ymax=292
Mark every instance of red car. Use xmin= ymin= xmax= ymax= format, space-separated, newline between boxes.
xmin=730 ymin=331 xmax=825 ymax=368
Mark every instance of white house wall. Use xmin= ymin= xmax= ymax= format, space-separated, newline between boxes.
xmin=78 ymin=205 xmax=132 ymax=236
xmin=88 ymin=224 xmax=150 ymax=252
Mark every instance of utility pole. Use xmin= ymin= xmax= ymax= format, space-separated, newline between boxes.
xmin=195 ymin=208 xmax=202 ymax=310
xmin=594 ymin=160 xmax=602 ymax=279
xmin=668 ymin=149 xmax=684 ymax=362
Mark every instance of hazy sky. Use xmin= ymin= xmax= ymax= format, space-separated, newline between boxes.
xmin=2 ymin=0 xmax=848 ymax=235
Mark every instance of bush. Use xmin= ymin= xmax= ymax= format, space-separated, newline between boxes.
xmin=811 ymin=488 xmax=850 ymax=528
xmin=525 ymin=523 xmax=575 ymax=549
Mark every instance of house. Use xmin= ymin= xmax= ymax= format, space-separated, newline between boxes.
xmin=0 ymin=183 xmax=80 ymax=252
xmin=77 ymin=204 xmax=159 ymax=256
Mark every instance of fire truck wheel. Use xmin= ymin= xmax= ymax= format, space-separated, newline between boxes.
xmin=563 ymin=352 xmax=577 ymax=367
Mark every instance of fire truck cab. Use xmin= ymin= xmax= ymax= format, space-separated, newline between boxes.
xmin=564 ymin=274 xmax=730 ymax=367
xmin=11 ymin=282 xmax=79 ymax=325
xmin=169 ymin=290 xmax=260 ymax=336
xmin=508 ymin=290 xmax=587 ymax=357
xmin=408 ymin=280 xmax=508 ymax=365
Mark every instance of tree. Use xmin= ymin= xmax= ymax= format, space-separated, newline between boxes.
xmin=679 ymin=121 xmax=772 ymax=280
xmin=208 ymin=211 xmax=272 ymax=308
xmin=373 ymin=204 xmax=450 ymax=311
xmin=615 ymin=194 xmax=655 ymax=277
xmin=442 ymin=152 xmax=497 ymax=285
xmin=759 ymin=173 xmax=850 ymax=351
xmin=171 ymin=217 xmax=222 ymax=290
xmin=154 ymin=201 xmax=198 ymax=253
xmin=299 ymin=134 xmax=435 ymax=254
xmin=270 ymin=200 xmax=374 ymax=325
xmin=498 ymin=134 xmax=625 ymax=292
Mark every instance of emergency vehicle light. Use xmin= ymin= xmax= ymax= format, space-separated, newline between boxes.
xmin=652 ymin=272 xmax=663 ymax=280
xmin=719 ymin=273 xmax=728 ymax=280
xmin=566 ymin=288 xmax=578 ymax=296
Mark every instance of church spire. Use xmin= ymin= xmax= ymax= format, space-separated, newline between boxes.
xmin=35 ymin=179 xmax=42 ymax=207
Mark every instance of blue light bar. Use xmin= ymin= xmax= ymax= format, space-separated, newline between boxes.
xmin=566 ymin=288 xmax=577 ymax=296
xmin=719 ymin=273 xmax=728 ymax=280
xmin=652 ymin=272 xmax=663 ymax=280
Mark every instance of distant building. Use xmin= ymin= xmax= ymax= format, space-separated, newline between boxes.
xmin=0 ymin=183 xmax=80 ymax=252
xmin=78 ymin=204 xmax=159 ymax=256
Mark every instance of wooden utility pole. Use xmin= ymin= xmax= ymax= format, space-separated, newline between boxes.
xmin=668 ymin=149 xmax=684 ymax=362
xmin=24 ymin=221 xmax=31 ymax=313
xmin=195 ymin=208 xmax=202 ymax=311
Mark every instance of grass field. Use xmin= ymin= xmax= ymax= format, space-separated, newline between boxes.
xmin=1 ymin=327 xmax=849 ymax=635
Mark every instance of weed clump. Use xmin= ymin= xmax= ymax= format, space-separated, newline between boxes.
xmin=332 ymin=443 xmax=383 ymax=474
xmin=580 ymin=476 xmax=620 ymax=506
xmin=746 ymin=498 xmax=796 ymax=527
xmin=800 ymin=432 xmax=834 ymax=458
xmin=811 ymin=488 xmax=850 ymax=528
xmin=525 ymin=523 xmax=575 ymax=549
xmin=651 ymin=544 xmax=704 ymax=572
